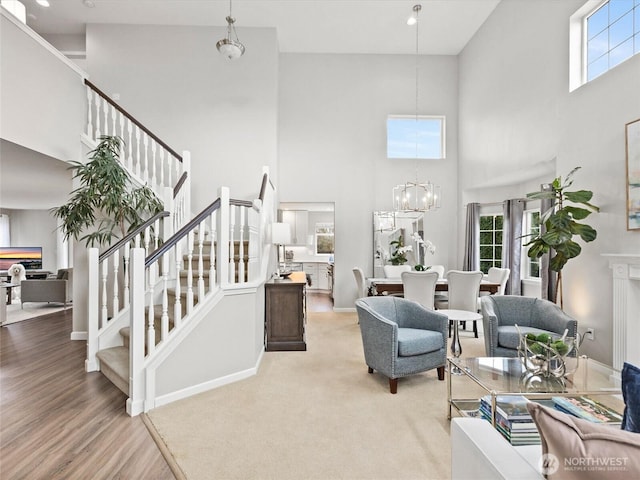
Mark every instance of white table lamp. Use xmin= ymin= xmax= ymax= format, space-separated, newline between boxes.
xmin=271 ymin=222 xmax=291 ymax=274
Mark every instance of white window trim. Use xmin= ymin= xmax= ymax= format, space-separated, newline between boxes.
xmin=521 ymin=208 xmax=541 ymax=281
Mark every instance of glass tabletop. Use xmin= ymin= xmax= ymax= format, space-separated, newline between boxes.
xmin=448 ymin=356 xmax=621 ymax=396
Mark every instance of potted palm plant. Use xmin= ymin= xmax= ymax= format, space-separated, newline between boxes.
xmin=524 ymin=167 xmax=599 ymax=308
xmin=51 ymin=135 xmax=163 ymax=247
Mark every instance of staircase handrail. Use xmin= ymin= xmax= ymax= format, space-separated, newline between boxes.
xmin=144 ymin=198 xmax=255 ymax=268
xmin=98 ymin=211 xmax=171 ymax=263
xmin=173 ymin=171 xmax=188 ymax=198
xmin=84 ymin=79 xmax=183 ymax=162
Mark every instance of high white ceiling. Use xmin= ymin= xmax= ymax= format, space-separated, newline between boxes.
xmin=20 ymin=0 xmax=501 ymax=55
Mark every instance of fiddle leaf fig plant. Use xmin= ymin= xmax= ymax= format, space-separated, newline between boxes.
xmin=524 ymin=167 xmax=599 ymax=307
xmin=52 ymin=135 xmax=163 ymax=247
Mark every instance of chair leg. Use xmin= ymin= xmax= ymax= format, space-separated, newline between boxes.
xmin=448 ymin=320 xmax=452 ymax=338
xmin=389 ymin=378 xmax=398 ymax=394
xmin=437 ymin=366 xmax=445 ymax=381
xmin=368 ymin=366 xmax=374 ymax=374
xmin=460 ymin=321 xmax=467 ymax=330
xmin=473 ymin=320 xmax=478 ymax=338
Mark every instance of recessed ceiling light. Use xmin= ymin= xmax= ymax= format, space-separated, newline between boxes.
xmin=36 ymin=0 xmax=50 ymax=7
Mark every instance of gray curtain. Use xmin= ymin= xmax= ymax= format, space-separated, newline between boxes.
xmin=463 ymin=203 xmax=480 ymax=271
xmin=539 ymin=183 xmax=557 ymax=302
xmin=502 ymin=199 xmax=524 ymax=295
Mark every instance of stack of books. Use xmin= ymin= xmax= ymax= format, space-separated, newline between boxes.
xmin=551 ymin=396 xmax=623 ymax=425
xmin=479 ymin=395 xmax=540 ymax=446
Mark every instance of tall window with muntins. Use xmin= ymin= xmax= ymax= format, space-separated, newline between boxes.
xmin=387 ymin=115 xmax=445 ymax=159
xmin=479 ymin=214 xmax=503 ymax=274
xmin=315 ymin=223 xmax=334 ymax=255
xmin=586 ymin=0 xmax=639 ymax=82
xmin=522 ymin=210 xmax=541 ymax=279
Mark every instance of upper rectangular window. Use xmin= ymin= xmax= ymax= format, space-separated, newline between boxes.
xmin=479 ymin=214 xmax=503 ymax=274
xmin=387 ymin=115 xmax=445 ymax=160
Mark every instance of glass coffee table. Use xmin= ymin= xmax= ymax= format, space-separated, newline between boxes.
xmin=447 ymin=356 xmax=623 ymax=426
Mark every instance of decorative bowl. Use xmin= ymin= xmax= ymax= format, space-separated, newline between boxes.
xmin=517 ymin=330 xmax=578 ymax=379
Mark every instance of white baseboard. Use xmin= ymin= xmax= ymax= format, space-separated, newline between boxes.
xmin=127 ymin=397 xmax=144 ymax=417
xmin=153 ymin=366 xmax=258 ymax=410
xmin=71 ymin=331 xmax=87 ymax=340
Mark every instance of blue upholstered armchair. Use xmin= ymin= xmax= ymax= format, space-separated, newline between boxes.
xmin=480 ymin=295 xmax=578 ymax=357
xmin=355 ymin=296 xmax=448 ymax=394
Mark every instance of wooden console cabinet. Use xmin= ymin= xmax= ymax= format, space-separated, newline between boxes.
xmin=265 ymin=272 xmax=306 ymax=351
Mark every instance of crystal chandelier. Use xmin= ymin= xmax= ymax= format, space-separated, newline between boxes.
xmin=216 ymin=0 xmax=245 ymax=60
xmin=393 ymin=4 xmax=441 ymax=213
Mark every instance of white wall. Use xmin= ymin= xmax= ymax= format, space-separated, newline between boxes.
xmin=278 ymin=53 xmax=459 ymax=309
xmin=85 ymin=24 xmax=279 ymax=212
xmin=459 ymin=0 xmax=640 ymax=365
xmin=0 ymin=11 xmax=85 ymax=163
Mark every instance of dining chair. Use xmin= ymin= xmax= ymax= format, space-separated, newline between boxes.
xmin=440 ymin=270 xmax=484 ymax=338
xmin=352 ymin=267 xmax=366 ymax=299
xmin=429 ymin=265 xmax=448 ymax=307
xmin=477 ymin=267 xmax=510 ymax=309
xmin=429 ymin=265 xmax=446 ymax=280
xmin=383 ymin=265 xmax=411 ymax=278
xmin=401 ymin=270 xmax=439 ymax=310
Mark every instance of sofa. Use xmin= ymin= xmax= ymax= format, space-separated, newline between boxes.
xmin=481 ymin=295 xmax=578 ymax=357
xmin=20 ymin=268 xmax=72 ymax=308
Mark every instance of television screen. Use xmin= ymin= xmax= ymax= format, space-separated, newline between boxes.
xmin=0 ymin=247 xmax=43 ymax=270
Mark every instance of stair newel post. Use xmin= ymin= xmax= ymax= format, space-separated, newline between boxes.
xmin=112 ymin=248 xmax=120 ymax=315
xmin=238 ymin=206 xmax=246 ymax=283
xmin=229 ymin=204 xmax=237 ymax=284
xmin=209 ymin=210 xmax=217 ymax=292
xmin=248 ymin=200 xmax=261 ymax=282
xmin=127 ymin=248 xmax=146 ymax=417
xmin=198 ymin=220 xmax=206 ymax=300
xmin=147 ymin=261 xmax=157 ymax=355
xmin=173 ymin=242 xmax=183 ymax=327
xmin=186 ymin=231 xmax=194 ymax=314
xmin=86 ymin=86 xmax=93 ymax=138
xmin=101 ymin=257 xmax=109 ymax=328
xmin=123 ymin=243 xmax=131 ymax=307
xmin=217 ymin=187 xmax=231 ymax=287
xmin=86 ymin=248 xmax=100 ymax=372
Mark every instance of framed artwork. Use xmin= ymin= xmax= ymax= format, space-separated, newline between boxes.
xmin=626 ymin=118 xmax=640 ymax=230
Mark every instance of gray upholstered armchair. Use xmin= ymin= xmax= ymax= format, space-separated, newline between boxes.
xmin=355 ymin=296 xmax=448 ymax=393
xmin=481 ymin=295 xmax=578 ymax=357
xmin=21 ymin=268 xmax=72 ymax=308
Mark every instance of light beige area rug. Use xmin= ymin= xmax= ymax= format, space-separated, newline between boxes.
xmin=147 ymin=311 xmax=487 ymax=480
xmin=1 ymin=302 xmax=69 ymax=326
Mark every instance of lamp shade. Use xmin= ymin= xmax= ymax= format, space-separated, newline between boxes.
xmin=271 ymin=222 xmax=291 ymax=245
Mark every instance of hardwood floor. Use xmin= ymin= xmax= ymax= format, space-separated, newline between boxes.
xmin=306 ymin=291 xmax=333 ymax=312
xmin=0 ymin=309 xmax=174 ymax=480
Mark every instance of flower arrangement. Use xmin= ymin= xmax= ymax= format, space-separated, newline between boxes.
xmin=389 ymin=235 xmax=412 ymax=265
xmin=411 ymin=232 xmax=436 ymax=255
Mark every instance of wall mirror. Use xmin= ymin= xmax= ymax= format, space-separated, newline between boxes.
xmin=373 ymin=211 xmax=424 ymax=277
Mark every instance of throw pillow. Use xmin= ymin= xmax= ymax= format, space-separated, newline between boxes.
xmin=527 ymin=402 xmax=640 ymax=480
xmin=622 ymin=362 xmax=640 ymax=433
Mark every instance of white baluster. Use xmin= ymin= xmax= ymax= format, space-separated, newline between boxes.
xmin=94 ymin=93 xmax=102 ymax=138
xmin=144 ymin=225 xmax=151 ymax=257
xmin=102 ymin=98 xmax=108 ymax=138
xmin=229 ymin=205 xmax=236 ymax=283
xmin=110 ymin=104 xmax=117 ymax=138
xmin=86 ymin=87 xmax=94 ymax=138
xmin=112 ymin=249 xmax=120 ymax=315
xmin=160 ymin=149 xmax=166 ymax=189
xmin=135 ymin=126 xmax=141 ymax=178
xmin=123 ymin=243 xmax=131 ymax=307
xmin=167 ymin=154 xmax=173 ymax=186
xmin=143 ymin=133 xmax=149 ymax=185
xmin=147 ymin=263 xmax=156 ymax=355
xmin=127 ymin=119 xmax=133 ymax=171
xmin=101 ymin=258 xmax=108 ymax=328
xmin=151 ymin=140 xmax=157 ymax=188
xmin=198 ymin=220 xmax=205 ymax=300
xmin=186 ymin=231 xmax=194 ymax=314
xmin=210 ymin=211 xmax=216 ymax=292
xmin=173 ymin=243 xmax=182 ymax=327
xmin=118 ymin=114 xmax=126 ymax=163
xmin=238 ymin=207 xmax=245 ymax=283
xmin=161 ymin=253 xmax=169 ymax=342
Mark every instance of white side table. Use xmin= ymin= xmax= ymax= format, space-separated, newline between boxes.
xmin=438 ymin=309 xmax=482 ymax=373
